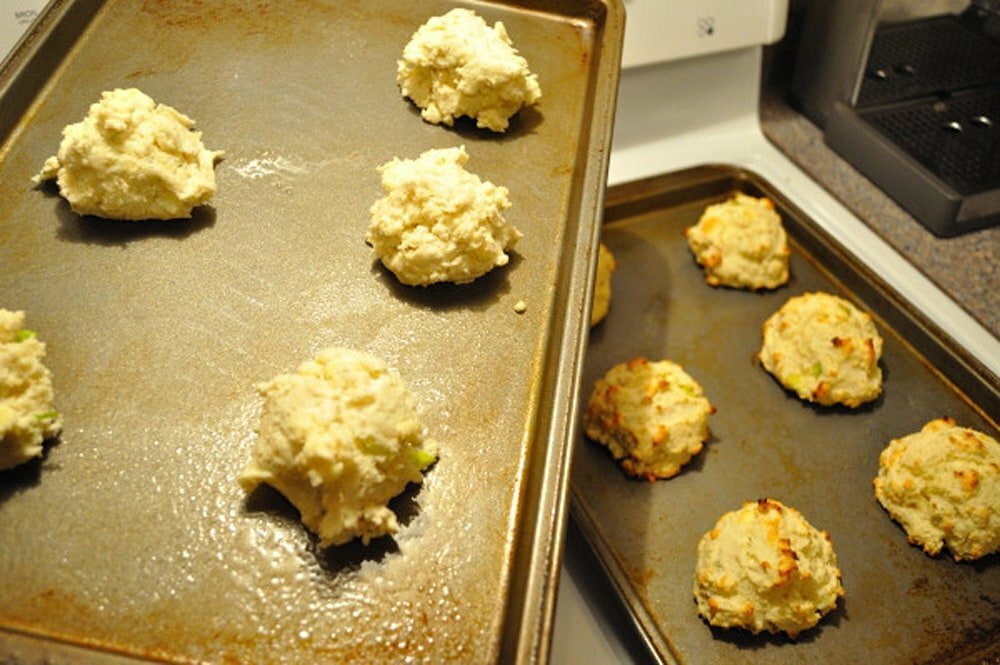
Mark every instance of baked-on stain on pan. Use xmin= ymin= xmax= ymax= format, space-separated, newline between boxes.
xmin=0 ymin=0 xmax=624 ymax=662
xmin=571 ymin=165 xmax=1000 ymax=665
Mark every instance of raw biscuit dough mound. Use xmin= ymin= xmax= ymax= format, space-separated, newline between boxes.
xmin=759 ymin=292 xmax=883 ymax=407
xmin=366 ymin=145 xmax=522 ymax=286
xmin=684 ymin=193 xmax=790 ymax=290
xmin=0 ymin=309 xmax=61 ymax=471
xmin=397 ymin=8 xmax=542 ymax=133
xmin=590 ymin=242 xmax=617 ymax=327
xmin=584 ymin=357 xmax=714 ymax=481
xmin=874 ymin=417 xmax=1000 ymax=562
xmin=33 ymin=88 xmax=223 ymax=220
xmin=694 ymin=499 xmax=844 ymax=638
xmin=239 ymin=348 xmax=438 ymax=547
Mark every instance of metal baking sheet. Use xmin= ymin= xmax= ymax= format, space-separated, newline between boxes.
xmin=0 ymin=1 xmax=624 ymax=662
xmin=570 ymin=165 xmax=1000 ymax=665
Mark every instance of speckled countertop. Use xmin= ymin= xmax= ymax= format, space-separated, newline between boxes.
xmin=759 ymin=91 xmax=999 ymax=340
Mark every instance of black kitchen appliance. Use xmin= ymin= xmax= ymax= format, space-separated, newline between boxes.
xmin=792 ymin=0 xmax=1000 ymax=237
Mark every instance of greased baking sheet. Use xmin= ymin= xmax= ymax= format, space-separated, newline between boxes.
xmin=571 ymin=166 xmax=1000 ymax=665
xmin=0 ymin=1 xmax=623 ymax=662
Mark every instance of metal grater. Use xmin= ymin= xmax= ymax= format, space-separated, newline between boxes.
xmin=825 ymin=12 xmax=1000 ymax=237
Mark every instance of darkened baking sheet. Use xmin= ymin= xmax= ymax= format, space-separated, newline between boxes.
xmin=571 ymin=165 xmax=1000 ymax=665
xmin=0 ymin=0 xmax=623 ymax=662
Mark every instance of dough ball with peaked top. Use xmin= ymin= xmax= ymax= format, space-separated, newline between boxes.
xmin=584 ymin=357 xmax=714 ymax=480
xmin=366 ymin=145 xmax=521 ymax=286
xmin=590 ymin=242 xmax=617 ymax=327
xmin=397 ymin=8 xmax=542 ymax=133
xmin=684 ymin=193 xmax=790 ymax=290
xmin=0 ymin=308 xmax=61 ymax=471
xmin=759 ymin=292 xmax=883 ymax=407
xmin=693 ymin=499 xmax=844 ymax=638
xmin=239 ymin=348 xmax=438 ymax=547
xmin=34 ymin=88 xmax=223 ymax=220
xmin=874 ymin=417 xmax=1000 ymax=562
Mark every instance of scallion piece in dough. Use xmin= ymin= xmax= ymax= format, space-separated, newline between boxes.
xmin=411 ymin=448 xmax=437 ymax=469
xmin=34 ymin=410 xmax=59 ymax=421
xmin=15 ymin=329 xmax=37 ymax=342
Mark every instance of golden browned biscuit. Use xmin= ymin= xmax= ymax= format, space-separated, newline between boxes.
xmin=874 ymin=417 xmax=1000 ymax=562
xmin=584 ymin=357 xmax=714 ymax=480
xmin=684 ymin=193 xmax=790 ymax=290
xmin=759 ymin=292 xmax=883 ymax=407
xmin=694 ymin=499 xmax=844 ymax=638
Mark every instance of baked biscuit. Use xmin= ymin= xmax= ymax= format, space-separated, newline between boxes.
xmin=239 ymin=348 xmax=438 ymax=547
xmin=694 ymin=499 xmax=844 ymax=638
xmin=759 ymin=292 xmax=883 ymax=407
xmin=584 ymin=357 xmax=714 ymax=480
xmin=0 ymin=308 xmax=61 ymax=471
xmin=874 ymin=418 xmax=1000 ymax=562
xmin=684 ymin=193 xmax=790 ymax=290
xmin=590 ymin=242 xmax=617 ymax=327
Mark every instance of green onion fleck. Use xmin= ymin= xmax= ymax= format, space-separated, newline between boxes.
xmin=811 ymin=362 xmax=823 ymax=377
xmin=411 ymin=448 xmax=437 ymax=469
xmin=15 ymin=329 xmax=37 ymax=342
xmin=34 ymin=410 xmax=59 ymax=421
xmin=679 ymin=385 xmax=696 ymax=397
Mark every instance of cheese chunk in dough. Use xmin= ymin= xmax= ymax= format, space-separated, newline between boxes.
xmin=239 ymin=348 xmax=438 ymax=547
xmin=0 ymin=309 xmax=61 ymax=471
xmin=397 ymin=8 xmax=542 ymax=133
xmin=367 ymin=146 xmax=521 ymax=286
xmin=34 ymin=88 xmax=223 ymax=220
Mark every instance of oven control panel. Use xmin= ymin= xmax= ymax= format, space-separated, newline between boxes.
xmin=622 ymin=0 xmax=788 ymax=68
